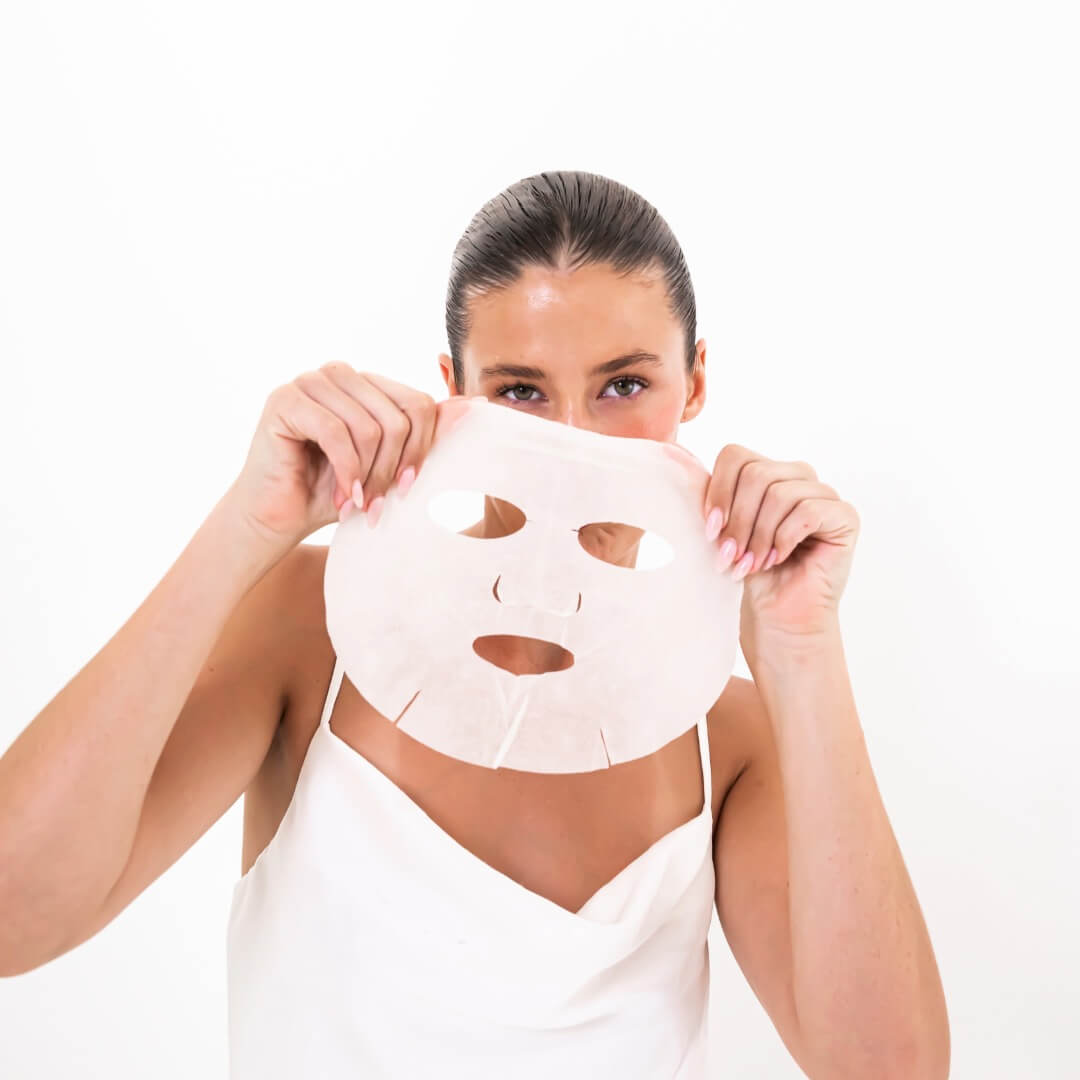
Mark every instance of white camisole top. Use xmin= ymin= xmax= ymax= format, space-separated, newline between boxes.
xmin=226 ymin=653 xmax=717 ymax=1078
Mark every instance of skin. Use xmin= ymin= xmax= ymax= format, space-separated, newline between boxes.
xmin=239 ymin=255 xmax=947 ymax=1076
xmin=3 ymin=252 xmax=943 ymax=1071
xmin=252 ymin=257 xmax=754 ymax=921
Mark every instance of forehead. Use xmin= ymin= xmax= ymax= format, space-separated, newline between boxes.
xmin=462 ymin=262 xmax=681 ymax=361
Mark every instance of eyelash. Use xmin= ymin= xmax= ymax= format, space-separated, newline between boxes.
xmin=493 ymin=376 xmax=649 ymax=404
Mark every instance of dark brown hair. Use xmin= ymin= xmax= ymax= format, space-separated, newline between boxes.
xmin=444 ymin=170 xmax=697 ymax=392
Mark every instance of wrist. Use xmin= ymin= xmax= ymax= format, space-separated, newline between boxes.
xmin=743 ymin=613 xmax=844 ymax=673
xmin=203 ymin=484 xmax=296 ymax=588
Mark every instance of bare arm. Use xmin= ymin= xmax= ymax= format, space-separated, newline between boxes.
xmin=0 ymin=483 xmax=289 ymax=975
xmin=0 ymin=364 xmax=443 ymax=977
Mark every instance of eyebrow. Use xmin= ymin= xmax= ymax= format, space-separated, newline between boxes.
xmin=477 ymin=351 xmax=664 ymax=381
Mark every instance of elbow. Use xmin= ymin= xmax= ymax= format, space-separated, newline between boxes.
xmin=809 ymin=1024 xmax=951 ymax=1080
xmin=0 ymin=928 xmax=53 ymax=979
xmin=874 ymin=1033 xmax=952 ymax=1080
xmin=0 ymin=897 xmax=77 ymax=979
xmin=0 ymin=932 xmax=75 ymax=979
xmin=885 ymin=1035 xmax=951 ymax=1080
xmin=915 ymin=1021 xmax=951 ymax=1080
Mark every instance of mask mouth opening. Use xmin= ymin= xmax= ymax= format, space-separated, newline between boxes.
xmin=473 ymin=634 xmax=575 ymax=676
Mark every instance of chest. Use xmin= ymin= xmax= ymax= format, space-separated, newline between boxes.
xmin=248 ymin=651 xmax=743 ymax=915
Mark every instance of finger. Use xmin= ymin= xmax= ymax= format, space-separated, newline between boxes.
xmin=703 ymin=445 xmax=766 ymax=560
xmin=319 ymin=365 xmax=434 ymax=503
xmin=706 ymin=450 xmax=815 ymax=568
xmin=293 ymin=368 xmax=386 ymax=505
xmin=315 ymin=364 xmax=413 ymax=505
xmin=742 ymin=479 xmax=833 ymax=573
xmin=432 ymin=394 xmax=475 ymax=443
xmin=771 ymin=495 xmax=846 ymax=564
xmin=703 ymin=444 xmax=754 ymax=531
xmin=272 ymin=383 xmax=366 ymax=508
xmin=362 ymin=371 xmax=438 ymax=486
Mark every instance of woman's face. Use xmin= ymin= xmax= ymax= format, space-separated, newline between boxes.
xmin=439 ymin=260 xmax=706 ymax=441
xmin=437 ymin=260 xmax=708 ymax=568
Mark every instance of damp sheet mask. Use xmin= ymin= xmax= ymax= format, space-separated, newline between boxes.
xmin=324 ymin=396 xmax=742 ymax=774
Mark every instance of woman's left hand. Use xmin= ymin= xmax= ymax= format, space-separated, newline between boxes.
xmin=701 ymin=444 xmax=861 ymax=655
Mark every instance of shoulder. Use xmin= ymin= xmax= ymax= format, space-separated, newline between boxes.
xmin=268 ymin=542 xmax=333 ymax=718
xmin=259 ymin=541 xmax=330 ymax=646
xmin=276 ymin=540 xmax=330 ymax=622
xmin=705 ymin=674 xmax=770 ymax=816
xmin=706 ymin=675 xmax=763 ymax=770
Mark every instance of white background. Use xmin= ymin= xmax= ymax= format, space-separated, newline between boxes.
xmin=1 ymin=2 xmax=1077 ymax=1076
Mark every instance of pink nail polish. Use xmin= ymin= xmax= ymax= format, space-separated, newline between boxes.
xmin=365 ymin=496 xmax=385 ymax=528
xmin=763 ymin=548 xmax=778 ymax=570
xmin=352 ymin=478 xmax=365 ymax=510
xmin=716 ymin=537 xmax=737 ymax=570
xmin=339 ymin=499 xmax=354 ymax=522
xmin=397 ymin=466 xmax=416 ymax=495
xmin=705 ymin=506 xmax=724 ymax=542
xmin=732 ymin=551 xmax=754 ymax=581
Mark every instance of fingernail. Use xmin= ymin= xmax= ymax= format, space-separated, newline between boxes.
xmin=731 ymin=551 xmax=754 ymax=581
xmin=705 ymin=506 xmax=724 ymax=542
xmin=716 ymin=537 xmax=737 ymax=570
xmin=365 ymin=495 xmax=385 ymax=528
xmin=339 ymin=499 xmax=355 ymax=522
xmin=763 ymin=547 xmax=778 ymax=571
xmin=396 ymin=466 xmax=416 ymax=495
xmin=352 ymin=478 xmax=365 ymax=510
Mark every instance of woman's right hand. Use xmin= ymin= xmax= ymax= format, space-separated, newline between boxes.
xmin=227 ymin=363 xmax=442 ymax=554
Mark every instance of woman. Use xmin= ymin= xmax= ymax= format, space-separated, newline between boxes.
xmin=0 ymin=171 xmax=949 ymax=1077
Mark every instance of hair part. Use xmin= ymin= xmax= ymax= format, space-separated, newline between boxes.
xmin=445 ymin=170 xmax=697 ymax=393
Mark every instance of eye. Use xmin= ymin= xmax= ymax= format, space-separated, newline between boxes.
xmin=576 ymin=522 xmax=675 ymax=570
xmin=427 ymin=489 xmax=526 ymax=537
xmin=600 ymin=376 xmax=648 ymax=399
xmin=494 ymin=383 xmax=542 ymax=403
xmin=493 ymin=375 xmax=649 ymax=404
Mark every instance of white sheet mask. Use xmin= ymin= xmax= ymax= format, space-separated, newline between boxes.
xmin=324 ymin=396 xmax=742 ymax=774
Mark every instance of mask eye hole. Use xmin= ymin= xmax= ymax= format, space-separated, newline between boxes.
xmin=577 ymin=522 xmax=675 ymax=570
xmin=427 ymin=489 xmax=526 ymax=537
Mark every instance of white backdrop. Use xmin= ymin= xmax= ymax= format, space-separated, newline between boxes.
xmin=1 ymin=2 xmax=1076 ymax=1077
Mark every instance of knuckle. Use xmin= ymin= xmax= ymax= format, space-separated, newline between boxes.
xmin=353 ymin=411 xmax=382 ymax=448
xmin=265 ymin=383 xmax=291 ymax=408
xmin=323 ymin=410 xmax=350 ymax=443
xmin=320 ymin=360 xmax=353 ymax=378
xmin=278 ymin=382 xmax=308 ymax=416
xmin=294 ymin=369 xmax=325 ymax=393
xmin=383 ymin=411 xmax=411 ymax=441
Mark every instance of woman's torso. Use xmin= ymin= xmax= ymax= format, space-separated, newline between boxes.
xmin=226 ymin=542 xmax=754 ymax=1077
xmin=243 ymin=544 xmax=749 ymax=915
